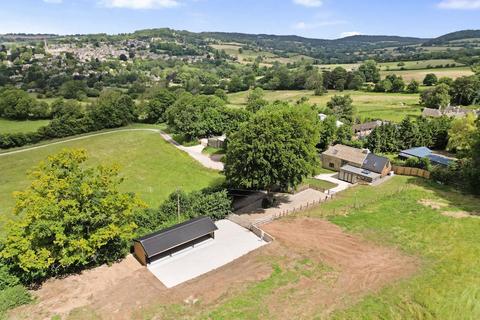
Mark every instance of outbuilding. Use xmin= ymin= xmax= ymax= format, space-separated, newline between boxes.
xmin=133 ymin=216 xmax=218 ymax=265
xmin=207 ymin=135 xmax=227 ymax=149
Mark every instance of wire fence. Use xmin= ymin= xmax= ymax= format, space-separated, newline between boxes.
xmin=253 ymin=193 xmax=336 ymax=227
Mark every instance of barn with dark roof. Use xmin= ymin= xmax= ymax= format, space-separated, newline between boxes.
xmin=133 ymin=216 xmax=218 ymax=265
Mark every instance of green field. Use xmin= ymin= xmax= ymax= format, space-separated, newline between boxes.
xmin=0 ymin=118 xmax=50 ymax=134
xmin=210 ymin=43 xmax=313 ymax=66
xmin=0 ymin=130 xmax=223 ymax=231
xmin=380 ymin=66 xmax=474 ymax=82
xmin=310 ymin=177 xmax=480 ymax=319
xmin=377 ymin=59 xmax=463 ymax=71
xmin=228 ymin=90 xmax=421 ymax=122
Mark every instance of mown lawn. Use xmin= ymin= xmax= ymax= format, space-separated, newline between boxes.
xmin=228 ymin=90 xmax=421 ymax=122
xmin=303 ymin=177 xmax=337 ymax=191
xmin=0 ymin=118 xmax=50 ymax=134
xmin=0 ymin=130 xmax=223 ymax=234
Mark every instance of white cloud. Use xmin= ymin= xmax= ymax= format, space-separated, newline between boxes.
xmin=293 ymin=19 xmax=346 ymax=30
xmin=43 ymin=0 xmax=63 ymax=3
xmin=100 ymin=0 xmax=181 ymax=9
xmin=293 ymin=0 xmax=323 ymax=7
xmin=437 ymin=0 xmax=480 ymax=9
xmin=340 ymin=31 xmax=361 ymax=38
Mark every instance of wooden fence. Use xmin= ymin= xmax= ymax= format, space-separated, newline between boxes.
xmin=392 ymin=165 xmax=430 ymax=179
xmin=252 ymin=194 xmax=335 ymax=227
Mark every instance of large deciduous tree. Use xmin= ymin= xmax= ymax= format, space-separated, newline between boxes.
xmin=447 ymin=113 xmax=477 ymax=157
xmin=420 ymin=84 xmax=451 ymax=109
xmin=326 ymin=94 xmax=354 ymax=124
xmin=224 ymin=104 xmax=320 ymax=194
xmin=0 ymin=149 xmax=144 ymax=283
xmin=358 ymin=60 xmax=380 ymax=83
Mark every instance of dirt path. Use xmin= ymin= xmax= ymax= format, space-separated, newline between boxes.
xmin=159 ymin=131 xmax=224 ymax=171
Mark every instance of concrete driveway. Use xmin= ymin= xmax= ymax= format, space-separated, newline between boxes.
xmin=314 ymin=173 xmax=352 ymax=194
xmin=159 ymin=132 xmax=224 ymax=171
xmin=147 ymin=219 xmax=267 ymax=288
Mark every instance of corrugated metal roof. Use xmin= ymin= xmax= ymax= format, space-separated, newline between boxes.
xmin=399 ymin=147 xmax=432 ymax=158
xmin=362 ymin=153 xmax=390 ymax=174
xmin=427 ymin=154 xmax=454 ymax=166
xmin=134 ymin=216 xmax=218 ymax=258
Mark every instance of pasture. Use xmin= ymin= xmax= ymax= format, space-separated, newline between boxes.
xmin=210 ymin=43 xmax=313 ymax=65
xmin=377 ymin=59 xmax=462 ymax=71
xmin=228 ymin=90 xmax=421 ymax=122
xmin=380 ymin=66 xmax=474 ymax=82
xmin=0 ymin=129 xmax=223 ymax=232
xmin=0 ymin=118 xmax=50 ymax=134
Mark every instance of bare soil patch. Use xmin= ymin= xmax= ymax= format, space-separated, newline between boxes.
xmin=261 ymin=218 xmax=419 ymax=318
xmin=11 ymin=252 xmax=273 ymax=320
xmin=11 ymin=218 xmax=418 ymax=319
xmin=441 ymin=211 xmax=480 ymax=219
xmin=419 ymin=198 xmax=449 ymax=210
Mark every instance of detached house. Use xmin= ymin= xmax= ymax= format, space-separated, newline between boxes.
xmin=322 ymin=144 xmax=392 ymax=184
xmin=321 ymin=144 xmax=369 ymax=171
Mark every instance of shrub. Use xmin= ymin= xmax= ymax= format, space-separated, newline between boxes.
xmin=405 ymin=157 xmax=432 ymax=171
xmin=135 ymin=189 xmax=232 ymax=237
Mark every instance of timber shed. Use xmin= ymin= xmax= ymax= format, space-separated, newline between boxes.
xmin=133 ymin=216 xmax=218 ymax=265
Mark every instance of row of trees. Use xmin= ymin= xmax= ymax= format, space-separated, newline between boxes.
xmin=0 ymin=91 xmax=136 ymax=149
xmin=0 ymin=88 xmax=49 ymax=120
xmin=366 ymin=117 xmax=452 ymax=153
xmin=420 ymin=73 xmax=480 ymax=108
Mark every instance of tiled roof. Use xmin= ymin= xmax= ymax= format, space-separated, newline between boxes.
xmin=322 ymin=144 xmax=369 ymax=165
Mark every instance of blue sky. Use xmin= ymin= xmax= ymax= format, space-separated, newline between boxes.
xmin=1 ymin=0 xmax=479 ymax=39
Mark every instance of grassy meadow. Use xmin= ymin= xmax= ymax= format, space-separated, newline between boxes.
xmin=210 ymin=43 xmax=313 ymax=66
xmin=0 ymin=129 xmax=223 ymax=233
xmin=0 ymin=118 xmax=50 ymax=134
xmin=228 ymin=89 xmax=421 ymax=122
xmin=380 ymin=66 xmax=474 ymax=82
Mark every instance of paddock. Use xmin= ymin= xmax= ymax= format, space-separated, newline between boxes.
xmin=147 ymin=219 xmax=267 ymax=288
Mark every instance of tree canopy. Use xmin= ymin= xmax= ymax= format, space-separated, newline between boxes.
xmin=0 ymin=149 xmax=144 ymax=283
xmin=224 ymin=104 xmax=320 ymax=193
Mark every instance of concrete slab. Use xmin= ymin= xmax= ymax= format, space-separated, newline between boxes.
xmin=147 ymin=219 xmax=267 ymax=288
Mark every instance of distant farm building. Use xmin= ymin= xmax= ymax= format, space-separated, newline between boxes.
xmin=352 ymin=120 xmax=388 ymax=139
xmin=399 ymin=147 xmax=455 ymax=166
xmin=207 ymin=135 xmax=226 ymax=149
xmin=422 ymin=106 xmax=478 ymax=119
xmin=133 ymin=216 xmax=218 ymax=265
